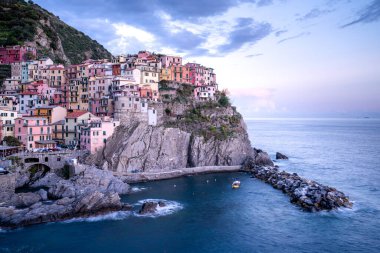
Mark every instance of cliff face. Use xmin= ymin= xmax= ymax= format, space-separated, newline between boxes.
xmin=91 ymin=99 xmax=272 ymax=173
xmin=0 ymin=0 xmax=112 ymax=64
xmin=93 ymin=122 xmax=255 ymax=173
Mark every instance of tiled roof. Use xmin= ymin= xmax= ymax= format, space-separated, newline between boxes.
xmin=66 ymin=110 xmax=88 ymax=118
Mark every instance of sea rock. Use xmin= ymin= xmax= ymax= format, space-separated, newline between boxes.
xmin=139 ymin=201 xmax=166 ymax=214
xmin=254 ymin=149 xmax=274 ymax=166
xmin=276 ymin=152 xmax=289 ymax=160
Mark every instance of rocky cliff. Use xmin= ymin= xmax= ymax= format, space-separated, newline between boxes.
xmin=90 ymin=95 xmax=273 ymax=173
xmin=0 ymin=0 xmax=112 ymax=64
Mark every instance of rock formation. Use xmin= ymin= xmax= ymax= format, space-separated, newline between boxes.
xmin=276 ymin=152 xmax=289 ymax=160
xmin=0 ymin=165 xmax=131 ymax=228
xmin=90 ymin=101 xmax=273 ymax=173
xmin=139 ymin=201 xmax=166 ymax=215
xmin=242 ymin=157 xmax=352 ymax=211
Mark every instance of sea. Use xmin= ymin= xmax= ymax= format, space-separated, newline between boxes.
xmin=1 ymin=118 xmax=380 ymax=253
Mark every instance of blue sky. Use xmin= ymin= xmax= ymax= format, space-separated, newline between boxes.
xmin=34 ymin=0 xmax=380 ymax=117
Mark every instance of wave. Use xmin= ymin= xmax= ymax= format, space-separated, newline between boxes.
xmin=63 ymin=211 xmax=132 ymax=223
xmin=61 ymin=199 xmax=183 ymax=223
xmin=134 ymin=199 xmax=184 ymax=218
xmin=130 ymin=186 xmax=148 ymax=193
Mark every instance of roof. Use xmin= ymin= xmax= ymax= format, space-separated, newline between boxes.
xmin=66 ymin=110 xmax=88 ymax=118
xmin=51 ymin=120 xmax=65 ymax=125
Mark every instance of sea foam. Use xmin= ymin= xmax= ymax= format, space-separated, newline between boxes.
xmin=134 ymin=199 xmax=184 ymax=218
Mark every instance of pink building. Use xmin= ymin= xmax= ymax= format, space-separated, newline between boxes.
xmin=15 ymin=117 xmax=55 ymax=150
xmin=0 ymin=45 xmax=36 ymax=64
xmin=88 ymin=96 xmax=113 ymax=117
xmin=80 ymin=117 xmax=120 ymax=153
xmin=160 ymin=55 xmax=182 ymax=68
xmin=186 ymin=63 xmax=216 ymax=86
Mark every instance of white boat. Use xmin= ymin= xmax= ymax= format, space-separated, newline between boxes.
xmin=232 ymin=180 xmax=240 ymax=189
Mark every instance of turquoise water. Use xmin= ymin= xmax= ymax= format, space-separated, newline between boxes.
xmin=1 ymin=118 xmax=380 ymax=252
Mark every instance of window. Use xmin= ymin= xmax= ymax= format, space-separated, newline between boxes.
xmin=103 ymin=131 xmax=106 ymax=135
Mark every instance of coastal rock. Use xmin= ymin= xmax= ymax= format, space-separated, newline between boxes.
xmin=9 ymin=192 xmax=41 ymax=208
xmin=276 ymin=152 xmax=289 ymax=160
xmin=0 ymin=166 xmax=131 ymax=228
xmin=139 ymin=201 xmax=166 ymax=214
xmin=0 ymin=191 xmax=123 ymax=228
xmin=91 ymin=120 xmax=270 ymax=173
xmin=254 ymin=149 xmax=274 ymax=166
xmin=244 ymin=163 xmax=352 ymax=211
xmin=74 ymin=191 xmax=122 ymax=213
xmin=37 ymin=189 xmax=48 ymax=201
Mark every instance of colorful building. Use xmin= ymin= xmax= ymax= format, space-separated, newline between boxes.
xmin=80 ymin=117 xmax=120 ymax=153
xmin=15 ymin=117 xmax=55 ymax=150
xmin=0 ymin=45 xmax=36 ymax=64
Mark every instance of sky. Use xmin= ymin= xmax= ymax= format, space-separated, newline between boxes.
xmin=34 ymin=0 xmax=380 ymax=118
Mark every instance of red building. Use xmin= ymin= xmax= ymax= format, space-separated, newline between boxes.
xmin=0 ymin=45 xmax=36 ymax=64
xmin=112 ymin=64 xmax=121 ymax=76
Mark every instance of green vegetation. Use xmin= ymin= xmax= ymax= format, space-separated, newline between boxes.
xmin=218 ymin=91 xmax=230 ymax=107
xmin=2 ymin=136 xmax=21 ymax=146
xmin=0 ymin=0 xmax=112 ymax=64
xmin=0 ymin=64 xmax=11 ymax=87
xmin=164 ymin=108 xmax=172 ymax=115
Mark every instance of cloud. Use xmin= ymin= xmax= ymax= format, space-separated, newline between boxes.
xmin=341 ymin=0 xmax=380 ymax=28
xmin=274 ymin=29 xmax=288 ymax=37
xmin=218 ymin=18 xmax=272 ymax=53
xmin=277 ymin=32 xmax=310 ymax=44
xmin=246 ymin=53 xmax=263 ymax=57
xmin=297 ymin=8 xmax=334 ymax=21
xmin=34 ymin=0 xmax=273 ymax=56
xmin=230 ymin=87 xmax=277 ymax=114
xmin=113 ymin=23 xmax=155 ymax=43
xmin=256 ymin=0 xmax=273 ymax=7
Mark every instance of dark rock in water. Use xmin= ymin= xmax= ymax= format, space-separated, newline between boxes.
xmin=139 ymin=202 xmax=158 ymax=214
xmin=243 ymin=158 xmax=352 ymax=212
xmin=0 ymin=165 xmax=131 ymax=229
xmin=276 ymin=152 xmax=289 ymax=160
xmin=242 ymin=152 xmax=273 ymax=170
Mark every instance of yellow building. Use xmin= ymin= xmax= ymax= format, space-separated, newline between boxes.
xmin=160 ymin=68 xmax=172 ymax=81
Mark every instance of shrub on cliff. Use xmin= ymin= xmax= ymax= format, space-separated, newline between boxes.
xmin=218 ymin=91 xmax=230 ymax=107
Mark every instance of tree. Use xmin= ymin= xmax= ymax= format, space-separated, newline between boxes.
xmin=2 ymin=136 xmax=21 ymax=146
xmin=218 ymin=89 xmax=231 ymax=107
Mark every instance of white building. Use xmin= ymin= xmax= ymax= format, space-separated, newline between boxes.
xmin=0 ymin=109 xmax=19 ymax=139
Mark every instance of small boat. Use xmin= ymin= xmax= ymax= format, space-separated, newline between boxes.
xmin=232 ymin=180 xmax=240 ymax=189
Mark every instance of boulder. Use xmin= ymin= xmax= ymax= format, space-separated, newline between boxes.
xmin=276 ymin=152 xmax=289 ymax=160
xmin=139 ymin=201 xmax=159 ymax=214
xmin=37 ymin=189 xmax=48 ymax=201
xmin=10 ymin=192 xmax=41 ymax=208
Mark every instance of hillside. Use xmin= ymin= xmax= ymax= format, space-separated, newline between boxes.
xmin=0 ymin=0 xmax=112 ymax=64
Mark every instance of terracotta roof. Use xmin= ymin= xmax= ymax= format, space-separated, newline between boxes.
xmin=66 ymin=110 xmax=88 ymax=118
